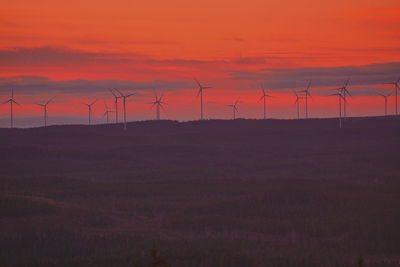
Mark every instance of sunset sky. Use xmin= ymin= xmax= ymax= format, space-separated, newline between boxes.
xmin=1 ymin=0 xmax=400 ymax=126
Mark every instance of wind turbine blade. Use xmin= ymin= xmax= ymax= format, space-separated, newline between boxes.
xmin=115 ymin=89 xmax=124 ymax=96
xmin=344 ymin=78 xmax=350 ymax=88
xmin=194 ymin=78 xmax=202 ymax=88
xmin=109 ymin=89 xmax=118 ymax=97
xmin=257 ymin=95 xmax=264 ymax=103
xmin=160 ymin=104 xmax=166 ymax=112
xmin=307 ymin=80 xmax=312 ymax=90
xmin=197 ymin=88 xmax=202 ymax=97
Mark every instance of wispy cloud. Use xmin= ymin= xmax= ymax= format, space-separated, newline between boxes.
xmin=228 ymin=62 xmax=400 ymax=90
xmin=0 ymin=46 xmax=139 ymax=64
xmin=0 ymin=46 xmax=271 ymax=67
xmin=0 ymin=19 xmax=21 ymax=28
xmin=1 ymin=47 xmax=399 ymax=97
xmin=0 ymin=75 xmax=191 ymax=96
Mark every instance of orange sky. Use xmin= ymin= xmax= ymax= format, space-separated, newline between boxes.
xmin=0 ymin=0 xmax=399 ymax=126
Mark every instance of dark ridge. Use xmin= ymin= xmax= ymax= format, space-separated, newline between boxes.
xmin=1 ymin=116 xmax=399 ymax=266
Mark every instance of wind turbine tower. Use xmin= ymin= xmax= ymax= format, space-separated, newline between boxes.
xmin=37 ymin=99 xmax=52 ymax=127
xmin=116 ymin=89 xmax=135 ymax=130
xmin=385 ymin=77 xmax=400 ymax=115
xmin=330 ymin=92 xmax=345 ymax=128
xmin=83 ymin=100 xmax=96 ymax=125
xmin=110 ymin=89 xmax=121 ymax=123
xmin=294 ymin=92 xmax=303 ymax=120
xmin=103 ymin=103 xmax=113 ymax=124
xmin=151 ymin=93 xmax=166 ymax=120
xmin=258 ymin=86 xmax=273 ymax=119
xmin=377 ymin=92 xmax=391 ymax=118
xmin=337 ymin=79 xmax=351 ymax=119
xmin=227 ymin=99 xmax=239 ymax=120
xmin=296 ymin=80 xmax=312 ymax=118
xmin=194 ymin=78 xmax=212 ymax=120
xmin=3 ymin=89 xmax=19 ymax=128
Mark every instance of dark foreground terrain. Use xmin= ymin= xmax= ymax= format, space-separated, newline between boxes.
xmin=1 ymin=118 xmax=400 ymax=266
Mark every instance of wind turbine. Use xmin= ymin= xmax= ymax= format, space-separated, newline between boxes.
xmin=3 ymin=89 xmax=19 ymax=128
xmin=336 ymin=79 xmax=351 ymax=119
xmin=115 ymin=89 xmax=135 ymax=130
xmin=150 ymin=93 xmax=166 ymax=120
xmin=296 ymin=80 xmax=312 ymax=118
xmin=385 ymin=77 xmax=400 ymax=115
xmin=103 ymin=103 xmax=113 ymax=124
xmin=329 ymin=92 xmax=345 ymax=128
xmin=377 ymin=92 xmax=391 ymax=118
xmin=194 ymin=78 xmax=212 ymax=120
xmin=258 ymin=86 xmax=273 ymax=119
xmin=109 ymin=89 xmax=121 ymax=123
xmin=294 ymin=92 xmax=303 ymax=120
xmin=83 ymin=100 xmax=96 ymax=125
xmin=227 ymin=99 xmax=239 ymax=120
xmin=37 ymin=99 xmax=52 ymax=127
